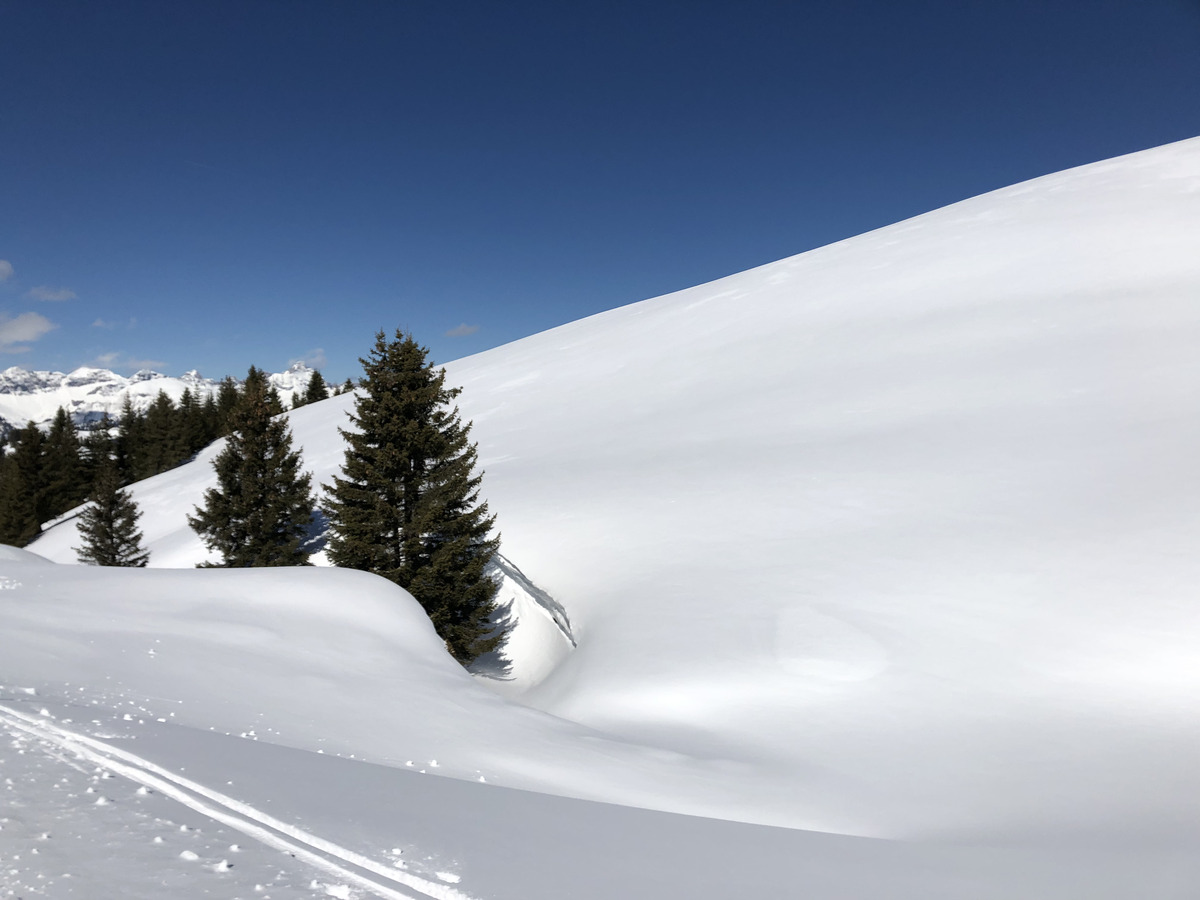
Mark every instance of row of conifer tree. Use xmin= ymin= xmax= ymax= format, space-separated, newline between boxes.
xmin=1 ymin=334 xmax=504 ymax=665
xmin=0 ymin=368 xmax=337 ymax=547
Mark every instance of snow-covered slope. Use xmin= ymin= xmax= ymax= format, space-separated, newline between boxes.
xmin=11 ymin=136 xmax=1200 ymax=895
xmin=0 ymin=362 xmax=319 ymax=431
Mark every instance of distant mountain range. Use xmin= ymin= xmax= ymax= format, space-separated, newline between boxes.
xmin=0 ymin=363 xmax=320 ymax=433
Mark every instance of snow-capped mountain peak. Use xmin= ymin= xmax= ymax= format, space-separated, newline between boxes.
xmin=0 ymin=363 xmax=319 ymax=433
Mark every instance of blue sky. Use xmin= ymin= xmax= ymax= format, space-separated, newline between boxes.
xmin=2 ymin=0 xmax=1198 ymax=381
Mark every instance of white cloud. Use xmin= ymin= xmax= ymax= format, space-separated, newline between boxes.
xmin=28 ymin=285 xmax=77 ymax=302
xmin=0 ymin=311 xmax=57 ymax=351
xmin=445 ymin=323 xmax=480 ymax=338
xmin=289 ymin=348 xmax=328 ymax=370
xmin=0 ymin=260 xmax=13 ymax=282
xmin=92 ymin=317 xmax=137 ymax=331
xmin=90 ymin=351 xmax=167 ymax=372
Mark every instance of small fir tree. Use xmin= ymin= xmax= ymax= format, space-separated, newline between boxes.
xmin=215 ymin=376 xmax=240 ymax=435
xmin=303 ymin=370 xmax=329 ymax=405
xmin=324 ymin=329 xmax=503 ymax=664
xmin=200 ymin=393 xmax=220 ymax=444
xmin=0 ymin=422 xmax=48 ymax=545
xmin=128 ymin=390 xmax=178 ymax=479
xmin=81 ymin=413 xmax=118 ymax=488
xmin=43 ymin=407 xmax=88 ymax=519
xmin=188 ymin=370 xmax=316 ymax=567
xmin=115 ymin=396 xmax=140 ymax=483
xmin=243 ymin=366 xmax=285 ymax=416
xmin=75 ymin=458 xmax=150 ymax=567
xmin=177 ymin=388 xmax=210 ymax=457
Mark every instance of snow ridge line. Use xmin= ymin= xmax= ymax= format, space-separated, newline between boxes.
xmin=0 ymin=704 xmax=477 ymax=900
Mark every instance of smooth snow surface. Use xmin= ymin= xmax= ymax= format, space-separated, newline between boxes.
xmin=10 ymin=137 xmax=1200 ymax=895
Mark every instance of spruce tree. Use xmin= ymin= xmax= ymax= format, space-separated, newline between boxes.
xmin=242 ymin=366 xmax=285 ymax=416
xmin=324 ymin=329 xmax=503 ymax=664
xmin=81 ymin=413 xmax=117 ymax=488
xmin=303 ymin=370 xmax=329 ymax=405
xmin=115 ymin=396 xmax=140 ymax=483
xmin=75 ymin=458 xmax=150 ymax=566
xmin=215 ymin=376 xmax=240 ymax=435
xmin=125 ymin=391 xmax=170 ymax=479
xmin=177 ymin=387 xmax=209 ymax=457
xmin=188 ymin=370 xmax=316 ymax=567
xmin=0 ymin=423 xmax=48 ymax=545
xmin=43 ymin=407 xmax=88 ymax=519
xmin=200 ymin=393 xmax=221 ymax=444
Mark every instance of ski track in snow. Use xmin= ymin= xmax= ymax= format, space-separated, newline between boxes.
xmin=0 ymin=703 xmax=476 ymax=900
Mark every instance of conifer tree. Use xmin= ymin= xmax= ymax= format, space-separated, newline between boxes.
xmin=215 ymin=376 xmax=240 ymax=435
xmin=303 ymin=370 xmax=329 ymax=405
xmin=115 ymin=396 xmax=140 ymax=483
xmin=43 ymin=407 xmax=88 ymax=519
xmin=324 ymin=330 xmax=503 ymax=664
xmin=0 ymin=423 xmax=48 ymax=545
xmin=81 ymin=414 xmax=112 ymax=486
xmin=0 ymin=455 xmax=19 ymax=546
xmin=239 ymin=366 xmax=284 ymax=416
xmin=125 ymin=391 xmax=173 ymax=479
xmin=200 ymin=393 xmax=220 ymax=443
xmin=75 ymin=457 xmax=150 ymax=567
xmin=188 ymin=370 xmax=315 ymax=567
xmin=177 ymin=388 xmax=208 ymax=457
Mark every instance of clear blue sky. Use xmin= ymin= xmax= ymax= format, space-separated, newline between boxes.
xmin=2 ymin=0 xmax=1198 ymax=381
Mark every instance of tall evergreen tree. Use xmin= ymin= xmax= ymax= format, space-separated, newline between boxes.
xmin=324 ymin=330 xmax=503 ymax=664
xmin=188 ymin=370 xmax=316 ymax=567
xmin=75 ymin=457 xmax=150 ymax=567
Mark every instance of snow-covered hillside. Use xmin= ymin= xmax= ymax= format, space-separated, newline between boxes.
xmin=0 ymin=362 xmax=320 ymax=432
xmin=9 ymin=136 xmax=1200 ymax=896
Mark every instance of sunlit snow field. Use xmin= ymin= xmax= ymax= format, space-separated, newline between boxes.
xmin=6 ymin=137 xmax=1200 ymax=898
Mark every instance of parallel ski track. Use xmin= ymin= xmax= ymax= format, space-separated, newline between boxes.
xmin=0 ymin=702 xmax=477 ymax=900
